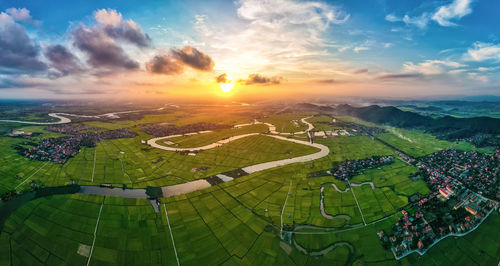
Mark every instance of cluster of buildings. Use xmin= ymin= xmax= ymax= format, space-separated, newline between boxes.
xmin=21 ymin=129 xmax=136 ymax=163
xmin=395 ymin=150 xmax=415 ymax=164
xmin=379 ymin=148 xmax=499 ymax=258
xmin=312 ymin=129 xmax=353 ymax=138
xmin=47 ymin=124 xmax=93 ymax=134
xmin=143 ymin=122 xmax=229 ymax=137
xmin=380 ymin=188 xmax=497 ymax=258
xmin=416 ymin=148 xmax=499 ymax=199
xmin=333 ymin=156 xmax=394 ymax=181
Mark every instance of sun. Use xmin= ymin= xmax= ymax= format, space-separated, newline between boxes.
xmin=220 ymin=81 xmax=234 ymax=93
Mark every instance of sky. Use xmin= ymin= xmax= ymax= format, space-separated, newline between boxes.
xmin=0 ymin=0 xmax=499 ymax=100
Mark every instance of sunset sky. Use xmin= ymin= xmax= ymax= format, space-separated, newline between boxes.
xmin=0 ymin=0 xmax=499 ymax=100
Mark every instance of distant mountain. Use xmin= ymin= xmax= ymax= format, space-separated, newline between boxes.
xmin=298 ymin=103 xmax=500 ymax=140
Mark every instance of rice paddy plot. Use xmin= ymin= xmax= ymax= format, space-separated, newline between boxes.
xmin=260 ymin=113 xmax=312 ymax=133
xmin=376 ymin=128 xmax=489 ymax=158
xmin=164 ymin=124 xmax=268 ymax=148
xmin=307 ymin=115 xmax=343 ymax=131
xmin=1 ymin=194 xmax=179 ymax=266
xmin=350 ymin=160 xmax=431 ymax=196
xmin=316 ymin=136 xmax=395 ymax=162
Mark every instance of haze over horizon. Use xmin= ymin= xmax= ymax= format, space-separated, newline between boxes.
xmin=1 ymin=0 xmax=499 ymax=100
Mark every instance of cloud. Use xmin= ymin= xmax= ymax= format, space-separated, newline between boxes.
xmin=94 ymin=8 xmax=122 ymax=26
xmin=402 ymin=13 xmax=430 ymax=29
xmin=72 ymin=25 xmax=139 ymax=70
xmin=464 ymin=42 xmax=500 ymax=62
xmin=145 ymin=46 xmax=215 ymax=75
xmin=5 ymin=8 xmax=39 ymax=24
xmin=237 ymin=0 xmax=349 ymax=27
xmin=386 ymin=0 xmax=474 ymax=29
xmin=243 ymin=74 xmax=283 ymax=85
xmin=315 ymin=79 xmax=342 ymax=84
xmin=0 ymin=75 xmax=47 ymax=89
xmin=432 ymin=0 xmax=473 ymax=26
xmin=477 ymin=66 xmax=500 ymax=72
xmin=385 ymin=13 xmax=430 ymax=29
xmin=95 ymin=9 xmax=151 ymax=47
xmin=378 ymin=59 xmax=468 ymax=81
xmin=353 ymin=46 xmax=370 ymax=53
xmin=383 ymin=43 xmax=393 ymax=48
xmin=171 ymin=46 xmax=214 ymax=71
xmin=44 ymin=44 xmax=83 ymax=77
xmin=353 ymin=69 xmax=369 ymax=74
xmin=403 ymin=60 xmax=466 ymax=75
xmin=385 ymin=14 xmax=400 ymax=22
xmin=216 ymin=73 xmax=228 ymax=83
xmin=467 ymin=72 xmax=488 ymax=82
xmin=70 ymin=9 xmax=153 ymax=72
xmin=0 ymin=12 xmax=47 ymax=72
xmin=195 ymin=0 xmax=349 ymax=78
xmin=145 ymin=53 xmax=183 ymax=75
xmin=376 ymin=73 xmax=423 ymax=80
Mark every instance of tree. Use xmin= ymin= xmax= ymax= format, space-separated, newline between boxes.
xmin=1 ymin=190 xmax=18 ymax=202
xmin=146 ymin=186 xmax=163 ymax=199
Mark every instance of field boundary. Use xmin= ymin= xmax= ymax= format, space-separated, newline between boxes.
xmin=87 ymin=199 xmax=104 ymax=266
xmin=163 ymin=204 xmax=180 ymax=266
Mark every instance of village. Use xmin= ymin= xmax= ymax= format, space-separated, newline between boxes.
xmin=333 ymin=156 xmax=395 ymax=181
xmin=379 ymin=148 xmax=499 ymax=259
xmin=18 ymin=128 xmax=137 ymax=163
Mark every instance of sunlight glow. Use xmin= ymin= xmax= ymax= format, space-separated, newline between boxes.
xmin=220 ymin=81 xmax=235 ymax=93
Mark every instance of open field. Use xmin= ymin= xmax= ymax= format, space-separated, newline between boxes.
xmin=350 ymin=160 xmax=430 ymax=196
xmin=0 ymin=191 xmax=306 ymax=265
xmin=0 ymin=133 xmax=320 ymax=192
xmin=2 ymin=187 xmax=496 ymax=265
xmin=307 ymin=115 xmax=343 ymax=131
xmin=1 ymin=194 xmax=178 ymax=265
xmin=160 ymin=124 xmax=268 ymax=148
xmin=0 ymin=106 xmax=497 ymax=265
xmin=376 ymin=128 xmax=489 ymax=157
xmin=316 ymin=136 xmax=395 ymax=162
xmin=260 ymin=113 xmax=313 ymax=133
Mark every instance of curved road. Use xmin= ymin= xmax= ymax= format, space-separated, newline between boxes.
xmin=146 ymin=116 xmax=330 ymax=196
xmin=6 ymin=112 xmax=331 ymax=198
xmin=0 ymin=107 xmax=169 ymax=125
xmin=148 ymin=117 xmax=329 ymax=174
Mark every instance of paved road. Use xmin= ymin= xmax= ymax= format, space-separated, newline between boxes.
xmin=148 ymin=118 xmax=328 ymax=174
xmin=0 ymin=107 xmax=168 ymax=125
xmin=146 ymin=117 xmax=330 ymax=196
xmin=0 ymin=113 xmax=71 ymax=125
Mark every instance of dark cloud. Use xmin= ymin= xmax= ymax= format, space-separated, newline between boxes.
xmin=145 ymin=54 xmax=183 ymax=75
xmin=94 ymin=9 xmax=151 ymax=47
xmin=72 ymin=25 xmax=139 ymax=70
xmin=376 ymin=73 xmax=423 ymax=80
xmin=172 ymin=46 xmax=214 ymax=71
xmin=146 ymin=46 xmax=215 ymax=75
xmin=315 ymin=78 xmax=350 ymax=84
xmin=104 ymin=22 xmax=151 ymax=47
xmin=353 ymin=68 xmax=368 ymax=74
xmin=316 ymin=79 xmax=338 ymax=84
xmin=216 ymin=73 xmax=228 ymax=83
xmin=0 ymin=12 xmax=47 ymax=72
xmin=69 ymin=9 xmax=153 ymax=72
xmin=0 ymin=76 xmax=46 ymax=89
xmin=244 ymin=74 xmax=283 ymax=85
xmin=44 ymin=44 xmax=82 ymax=77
